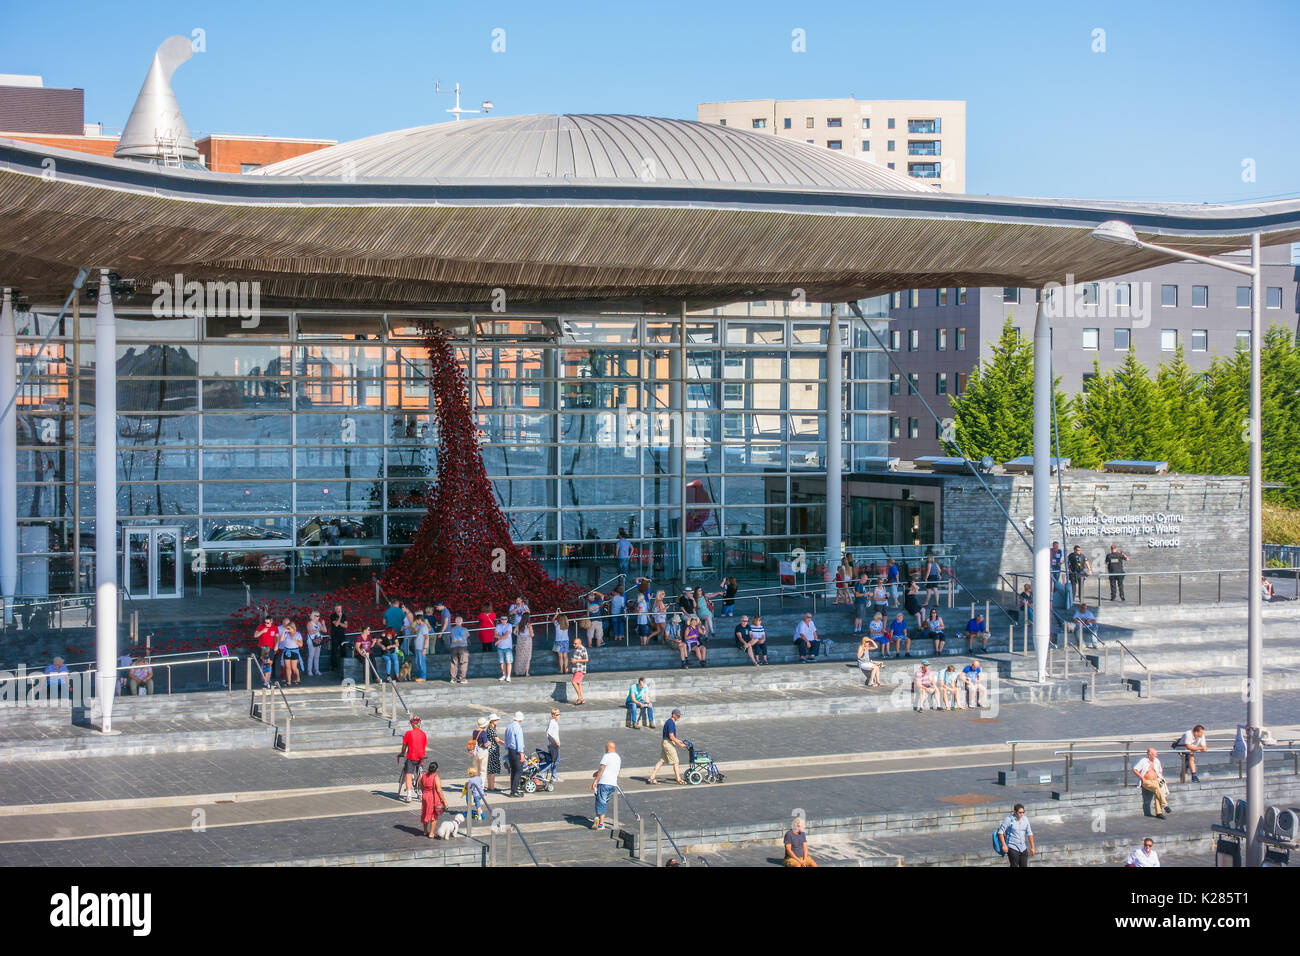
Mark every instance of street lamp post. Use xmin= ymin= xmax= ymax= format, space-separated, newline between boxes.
xmin=1091 ymin=220 xmax=1265 ymax=865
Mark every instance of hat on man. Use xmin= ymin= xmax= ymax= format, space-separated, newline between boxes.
xmin=671 ymin=708 xmax=682 ymax=717
xmin=476 ymin=716 xmax=488 ymax=728
xmin=513 ymin=711 xmax=524 ymax=722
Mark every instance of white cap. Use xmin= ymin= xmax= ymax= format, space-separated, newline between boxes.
xmin=513 ymin=711 xmax=524 ymax=721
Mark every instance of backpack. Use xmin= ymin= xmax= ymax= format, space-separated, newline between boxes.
xmin=992 ymin=818 xmax=1008 ymax=856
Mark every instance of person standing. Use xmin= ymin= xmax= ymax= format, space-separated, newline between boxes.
xmin=504 ymin=712 xmax=526 ymax=798
xmin=447 ymin=616 xmax=470 ymax=684
xmin=997 ymin=804 xmax=1035 ymax=867
xmin=484 ymin=715 xmax=504 ymax=793
xmin=494 ymin=613 xmax=514 ymax=683
xmin=851 ymin=572 xmax=871 ymax=635
xmin=719 ymin=577 xmax=738 ymax=617
xmin=591 ymin=741 xmax=622 ymax=830
xmin=477 ymin=605 xmax=497 ymax=654
xmin=420 ymin=760 xmax=445 ymax=839
xmin=872 ymin=577 xmax=889 ymax=621
xmin=1050 ymin=541 xmax=1063 ymax=584
xmin=1067 ymin=545 xmax=1092 ymax=604
xmin=470 ymin=716 xmax=492 ymax=779
xmin=615 ymin=529 xmax=632 ymax=578
xmin=783 ymin=817 xmax=818 ymax=867
xmin=1106 ymin=545 xmax=1130 ymax=601
xmin=1125 ymin=838 xmax=1160 ymax=867
xmin=552 ymin=613 xmax=571 ymax=674
xmin=609 ymin=585 xmax=627 ymax=644
xmin=886 ymin=558 xmax=901 ymax=606
xmin=647 ymin=709 xmax=686 ymax=785
xmin=328 ymin=604 xmax=348 ymax=672
xmin=410 ymin=611 xmax=430 ymax=682
xmin=297 ymin=611 xmax=319 ymax=677
xmin=584 ymin=591 xmax=606 ymax=648
xmin=431 ymin=599 xmax=451 ymax=653
xmin=513 ymin=615 xmax=534 ymax=678
xmin=1132 ymin=748 xmax=1171 ymax=818
xmin=923 ymin=556 xmax=943 ymax=608
xmin=280 ymin=623 xmax=304 ymax=686
xmin=570 ymin=636 xmax=589 ymax=705
xmin=397 ymin=716 xmax=426 ymax=802
xmin=546 ymin=708 xmax=562 ymax=784
xmin=383 ymin=599 xmax=406 ymax=641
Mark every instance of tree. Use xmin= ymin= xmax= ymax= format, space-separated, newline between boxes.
xmin=950 ymin=316 xmax=1088 ymax=464
xmin=1155 ymin=346 xmax=1211 ymax=474
xmin=1078 ymin=350 xmax=1172 ymax=463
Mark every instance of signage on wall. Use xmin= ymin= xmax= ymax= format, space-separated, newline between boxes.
xmin=1062 ymin=512 xmax=1183 ymax=548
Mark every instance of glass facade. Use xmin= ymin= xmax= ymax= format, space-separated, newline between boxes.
xmin=14 ymin=305 xmax=890 ymax=595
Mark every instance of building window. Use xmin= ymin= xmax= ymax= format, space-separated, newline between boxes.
xmin=1236 ymin=330 xmax=1251 ymax=349
xmin=718 ymin=119 xmax=727 ymax=126
xmin=907 ymin=140 xmax=941 ymax=155
xmin=1236 ymin=286 xmax=1251 ymax=308
xmin=1082 ymin=328 xmax=1099 ymax=350
xmin=827 ymin=140 xmax=842 ymax=149
xmin=908 ymin=118 xmax=940 ymax=134
xmin=1192 ymin=285 xmax=1208 ymax=308
xmin=887 ymin=162 xmax=895 ymax=170
xmin=888 ymin=118 xmax=896 ymax=129
xmin=908 ymin=329 xmax=919 ymax=351
xmin=1082 ymin=371 xmax=1098 ymax=392
xmin=752 ymin=118 xmax=767 ymax=129
xmin=240 ymin=163 xmax=262 ymax=173
xmin=887 ymin=140 xmax=896 ymax=151
xmin=955 ymin=327 xmax=966 ymax=351
xmin=889 ymin=373 xmax=900 ymax=395
xmin=957 ymin=287 xmax=968 ymax=306
xmin=936 ymin=328 xmax=947 ymax=350
xmin=826 ymin=117 xmax=842 ymax=128
xmin=1115 ymin=284 xmax=1131 ymax=307
xmin=907 ymin=417 xmax=919 ymax=439
xmin=909 ymin=289 xmax=919 ymax=308
xmin=1114 ymin=328 xmax=1130 ymax=350
xmin=782 ymin=117 xmax=791 ymax=129
xmin=935 ymin=373 xmax=948 ymax=394
xmin=861 ymin=139 xmax=870 ymax=151
xmin=1161 ymin=284 xmax=1177 ymax=307
xmin=1267 ymin=287 xmax=1283 ymax=309
xmin=938 ymin=288 xmax=948 ymax=307
xmin=1191 ymin=329 xmax=1208 ymax=352
xmin=805 ymin=117 xmax=814 ymax=129
xmin=907 ymin=162 xmax=942 ymax=178
xmin=1003 ymin=287 xmax=1020 ymax=304
xmin=1161 ymin=329 xmax=1178 ymax=351
xmin=889 ymin=329 xmax=902 ymax=351
xmin=890 ymin=417 xmax=900 ymax=439
xmin=890 ymin=291 xmax=902 ymax=309
xmin=861 ymin=118 xmax=870 ymax=129
xmin=955 ymin=372 xmax=968 ymax=395
xmin=907 ymin=374 xmax=919 ymax=394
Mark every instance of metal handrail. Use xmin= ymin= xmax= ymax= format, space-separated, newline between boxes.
xmin=386 ymin=675 xmax=411 ymax=719
xmin=503 ymin=822 xmax=540 ymax=867
xmin=650 ymin=811 xmax=686 ymax=867
xmin=610 ymin=786 xmax=644 ymax=859
xmin=271 ymin=681 xmax=295 ymax=752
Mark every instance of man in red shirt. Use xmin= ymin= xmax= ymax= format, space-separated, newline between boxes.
xmin=397 ymin=716 xmax=427 ymax=802
xmin=255 ymin=617 xmax=277 ymax=653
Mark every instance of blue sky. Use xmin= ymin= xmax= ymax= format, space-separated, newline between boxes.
xmin=2 ymin=0 xmax=1297 ymax=201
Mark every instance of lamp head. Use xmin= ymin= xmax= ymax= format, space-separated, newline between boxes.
xmin=1090 ymin=219 xmax=1140 ymax=247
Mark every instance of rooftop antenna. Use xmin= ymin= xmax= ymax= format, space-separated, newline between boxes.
xmin=435 ymin=81 xmax=494 ymax=121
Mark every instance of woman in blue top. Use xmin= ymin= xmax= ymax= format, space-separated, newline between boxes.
xmin=927 ymin=608 xmax=946 ymax=655
xmin=693 ymin=587 xmax=714 ymax=639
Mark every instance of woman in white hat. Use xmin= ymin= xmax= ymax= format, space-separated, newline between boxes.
xmin=484 ymin=715 xmax=503 ymax=792
xmin=470 ymin=716 xmax=491 ymax=779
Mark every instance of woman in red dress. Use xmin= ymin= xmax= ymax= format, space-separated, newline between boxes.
xmin=420 ymin=761 xmax=446 ymax=838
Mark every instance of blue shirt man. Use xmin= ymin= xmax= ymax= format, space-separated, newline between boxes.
xmin=997 ymin=805 xmax=1035 ymax=866
xmin=447 ymin=624 xmax=468 ymax=649
xmin=383 ymin=601 xmax=406 ymax=634
xmin=504 ymin=717 xmax=525 ymax=754
xmin=504 ymin=714 xmax=526 ymax=797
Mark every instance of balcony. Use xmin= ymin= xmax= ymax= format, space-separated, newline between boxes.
xmin=907 ymin=119 xmax=940 ymax=134
xmin=907 ymin=140 xmax=940 ymax=156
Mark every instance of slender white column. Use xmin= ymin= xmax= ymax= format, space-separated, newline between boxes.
xmin=1032 ymin=296 xmax=1051 ymax=683
xmin=0 ymin=290 xmax=16 ymax=623
xmin=1246 ymin=232 xmax=1264 ymax=865
xmin=94 ymin=271 xmax=118 ymax=732
xmin=825 ymin=310 xmax=843 ymax=594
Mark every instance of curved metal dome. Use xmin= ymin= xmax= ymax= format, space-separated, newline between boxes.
xmin=254 ymin=113 xmax=934 ymax=192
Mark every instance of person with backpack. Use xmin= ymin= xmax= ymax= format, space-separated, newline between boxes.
xmin=996 ymin=804 xmax=1035 ymax=867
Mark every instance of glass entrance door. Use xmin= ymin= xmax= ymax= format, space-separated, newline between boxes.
xmin=123 ymin=527 xmax=184 ymax=599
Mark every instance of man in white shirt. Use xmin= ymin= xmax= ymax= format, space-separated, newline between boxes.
xmin=1132 ymin=748 xmax=1171 ymax=818
xmin=794 ymin=613 xmax=819 ymax=663
xmin=591 ymin=741 xmax=622 ymax=830
xmin=1072 ymin=603 xmax=1099 ymax=648
xmin=1177 ymin=725 xmax=1208 ymax=782
xmin=1125 ymin=838 xmax=1160 ymax=867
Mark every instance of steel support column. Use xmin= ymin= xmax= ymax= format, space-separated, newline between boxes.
xmin=1032 ymin=295 xmax=1051 ymax=683
xmin=0 ymin=290 xmax=16 ymax=623
xmin=94 ymin=270 xmax=118 ymax=732
xmin=825 ymin=308 xmax=843 ymax=594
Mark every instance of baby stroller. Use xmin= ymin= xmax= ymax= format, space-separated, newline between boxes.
xmin=519 ymin=748 xmax=557 ymax=793
xmin=682 ymin=740 xmax=724 ymax=785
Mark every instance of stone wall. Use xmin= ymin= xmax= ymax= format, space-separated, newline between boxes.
xmin=942 ymin=471 xmax=1250 ymax=590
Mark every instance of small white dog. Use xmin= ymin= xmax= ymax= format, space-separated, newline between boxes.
xmin=434 ymin=812 xmax=465 ymax=839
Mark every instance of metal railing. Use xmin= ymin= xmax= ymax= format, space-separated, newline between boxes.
xmin=2 ymin=650 xmax=238 ymax=705
xmin=463 ymin=791 xmax=540 ymax=866
xmin=649 ymin=811 xmax=686 ymax=867
xmin=1106 ymin=638 xmax=1151 ymax=688
xmin=270 ymin=682 xmax=295 ymax=752
xmin=1049 ymin=738 xmax=1299 ymax=793
xmin=610 ymin=787 xmax=643 ymax=859
xmin=1009 ymin=566 xmax=1279 ymax=608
